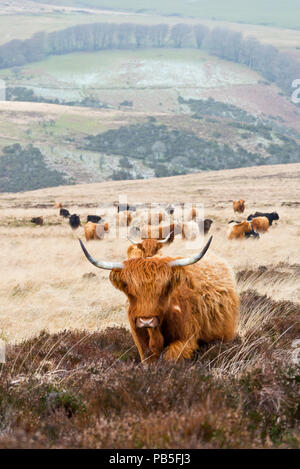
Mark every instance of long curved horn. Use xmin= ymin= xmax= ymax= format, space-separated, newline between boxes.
xmin=127 ymin=236 xmax=140 ymax=245
xmin=79 ymin=239 xmax=124 ymax=270
xmin=159 ymin=231 xmax=172 ymax=244
xmin=168 ymin=236 xmax=213 ymax=267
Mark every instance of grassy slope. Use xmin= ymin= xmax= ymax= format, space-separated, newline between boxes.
xmin=31 ymin=0 xmax=300 ymax=29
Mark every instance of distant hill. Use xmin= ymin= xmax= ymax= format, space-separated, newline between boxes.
xmin=29 ymin=0 xmax=300 ymax=30
xmin=0 ymin=98 xmax=299 ymax=190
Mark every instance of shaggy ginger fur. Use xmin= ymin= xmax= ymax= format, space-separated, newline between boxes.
xmin=127 ymin=238 xmax=168 ymax=259
xmin=140 ymin=223 xmax=179 ymax=241
xmin=116 ymin=211 xmax=132 ymax=227
xmin=233 ymin=200 xmax=245 ymax=214
xmin=84 ymin=221 xmax=109 ymax=240
xmin=140 ymin=221 xmax=201 ymax=241
xmin=250 ymin=216 xmax=269 ymax=233
xmin=186 ymin=207 xmax=198 ymax=221
xmin=110 ymin=253 xmax=239 ymax=362
xmin=227 ymin=221 xmax=253 ymax=240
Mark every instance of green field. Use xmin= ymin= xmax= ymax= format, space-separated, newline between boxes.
xmin=30 ymin=0 xmax=300 ymax=30
xmin=0 ymin=48 xmax=259 ymax=98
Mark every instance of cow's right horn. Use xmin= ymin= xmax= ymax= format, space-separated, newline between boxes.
xmin=159 ymin=232 xmax=172 ymax=244
xmin=169 ymin=236 xmax=212 ymax=267
xmin=79 ymin=239 xmax=124 ymax=270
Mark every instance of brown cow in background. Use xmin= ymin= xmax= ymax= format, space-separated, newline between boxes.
xmin=84 ymin=221 xmax=109 ymax=241
xmin=233 ymin=200 xmax=245 ymax=214
xmin=140 ymin=223 xmax=180 ymax=241
xmin=54 ymin=200 xmax=63 ymax=209
xmin=227 ymin=221 xmax=253 ymax=240
xmin=116 ymin=211 xmax=133 ymax=227
xmin=250 ymin=216 xmax=269 ymax=233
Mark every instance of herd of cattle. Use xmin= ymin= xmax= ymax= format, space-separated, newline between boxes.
xmin=39 ymin=199 xmax=279 ymax=245
xmin=29 ymin=198 xmax=279 ymax=363
xmin=228 ymin=199 xmax=279 ymax=240
xmin=30 ymin=199 xmax=280 ymax=249
xmin=50 ymin=200 xmax=215 ymax=245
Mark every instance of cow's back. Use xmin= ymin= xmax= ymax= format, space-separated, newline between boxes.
xmin=251 ymin=216 xmax=269 ymax=233
xmin=173 ymin=253 xmax=239 ymax=342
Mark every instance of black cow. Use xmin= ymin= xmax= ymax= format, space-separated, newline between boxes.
xmin=87 ymin=215 xmax=102 ymax=223
xmin=69 ymin=214 xmax=81 ymax=229
xmin=117 ymin=203 xmax=136 ymax=213
xmin=60 ymin=208 xmax=70 ymax=218
xmin=196 ymin=218 xmax=213 ymax=235
xmin=31 ymin=217 xmax=43 ymax=226
xmin=165 ymin=204 xmax=175 ymax=215
xmin=247 ymin=211 xmax=279 ymax=226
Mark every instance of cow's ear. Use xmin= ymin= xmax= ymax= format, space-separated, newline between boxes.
xmin=109 ymin=270 xmax=126 ymax=291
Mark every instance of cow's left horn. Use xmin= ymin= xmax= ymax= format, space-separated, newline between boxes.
xmin=79 ymin=239 xmax=124 ymax=270
xmin=127 ymin=236 xmax=140 ymax=245
xmin=169 ymin=236 xmax=213 ymax=267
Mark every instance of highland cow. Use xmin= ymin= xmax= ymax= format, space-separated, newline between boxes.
xmin=87 ymin=215 xmax=102 ymax=223
xmin=250 ymin=216 xmax=269 ymax=233
xmin=84 ymin=221 xmax=109 ymax=241
xmin=127 ymin=233 xmax=173 ymax=259
xmin=165 ymin=204 xmax=175 ymax=215
xmin=233 ymin=200 xmax=245 ymax=214
xmin=196 ymin=218 xmax=213 ymax=235
xmin=79 ymin=236 xmax=239 ymax=362
xmin=116 ymin=203 xmax=136 ymax=212
xmin=60 ymin=208 xmax=70 ymax=218
xmin=116 ymin=211 xmax=133 ymax=227
xmin=186 ymin=207 xmax=199 ymax=221
xmin=30 ymin=216 xmax=43 ymax=226
xmin=227 ymin=221 xmax=254 ymax=240
xmin=247 ymin=211 xmax=279 ymax=226
xmin=140 ymin=223 xmax=180 ymax=241
xmin=69 ymin=214 xmax=81 ymax=230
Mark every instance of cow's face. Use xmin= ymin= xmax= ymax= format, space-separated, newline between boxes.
xmin=137 ymin=239 xmax=163 ymax=258
xmin=80 ymin=236 xmax=212 ymax=329
xmin=110 ymin=259 xmax=176 ymax=329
